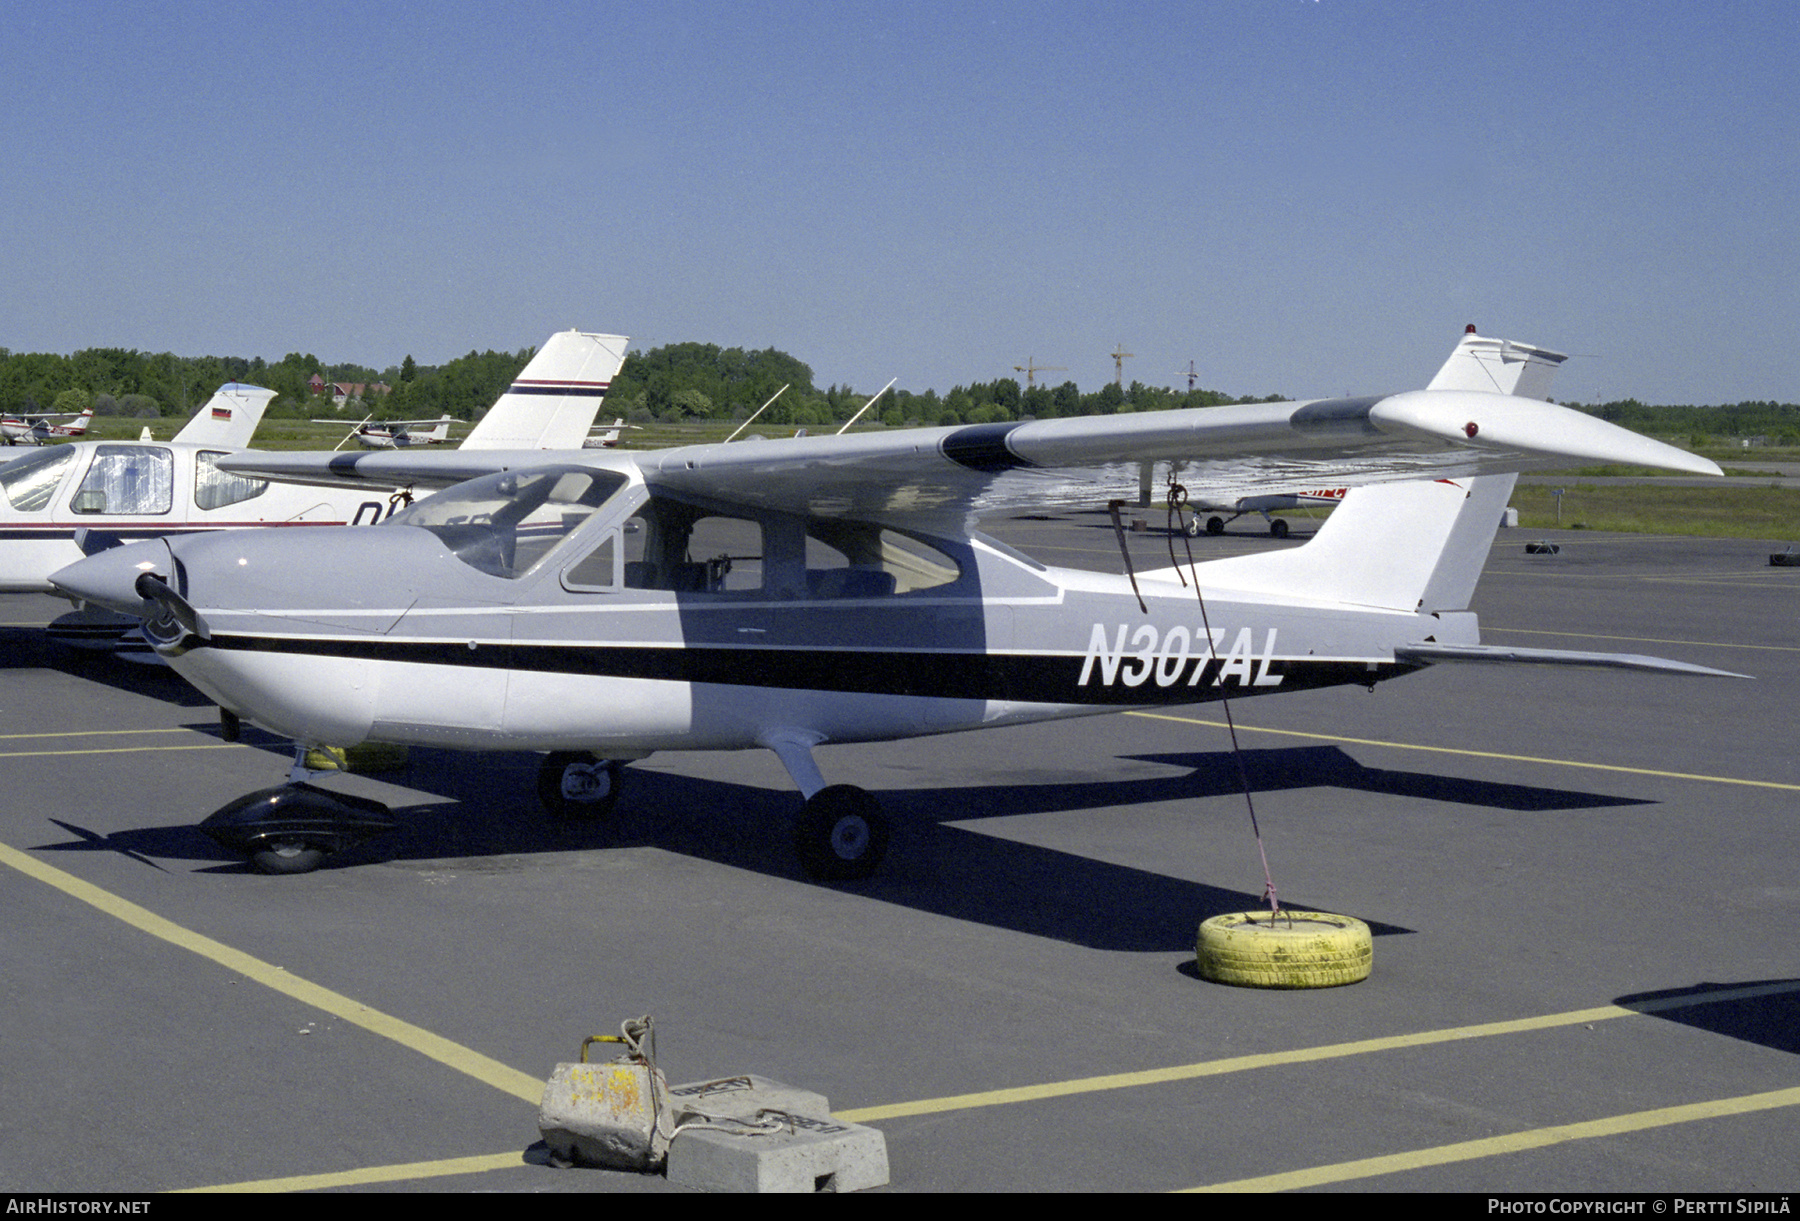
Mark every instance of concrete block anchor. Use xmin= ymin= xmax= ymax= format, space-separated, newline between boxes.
xmin=538 ymin=1020 xmax=888 ymax=1191
xmin=665 ymin=1075 xmax=888 ymax=1194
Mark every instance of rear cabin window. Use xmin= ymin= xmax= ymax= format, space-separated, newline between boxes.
xmin=195 ymin=451 xmax=269 ymax=511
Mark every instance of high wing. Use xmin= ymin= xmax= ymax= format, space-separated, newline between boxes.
xmin=221 ymin=377 xmax=1715 ymax=519
xmin=361 ymin=416 xmax=459 ymax=431
xmin=630 ymin=385 xmax=1718 ymax=525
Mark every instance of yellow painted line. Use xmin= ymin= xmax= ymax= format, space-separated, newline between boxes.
xmin=836 ymin=981 xmax=1800 ymax=1124
xmin=0 ymin=743 xmax=245 ymax=760
xmin=181 ymin=1152 xmax=524 ymax=1194
xmin=0 ymin=838 xmax=545 ymax=1106
xmin=1124 ymin=711 xmax=1800 ymax=792
xmin=1485 ymin=625 xmax=1800 ymax=654
xmin=1185 ymin=1085 xmax=1800 ymax=1192
xmin=172 ymin=981 xmax=1800 ymax=1189
xmin=0 ymin=728 xmax=194 ymax=741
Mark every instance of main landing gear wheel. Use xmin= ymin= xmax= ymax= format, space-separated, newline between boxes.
xmin=252 ymin=838 xmax=326 ymax=876
xmin=1269 ymin=518 xmax=1290 ymax=539
xmin=1196 ymin=911 xmax=1372 ymax=989
xmin=538 ymin=753 xmax=623 ymax=820
xmin=794 ymin=785 xmax=890 ymax=881
xmin=1205 ymin=516 xmax=1225 ymax=536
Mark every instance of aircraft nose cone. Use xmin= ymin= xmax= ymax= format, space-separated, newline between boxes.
xmin=49 ymin=540 xmax=170 ymax=617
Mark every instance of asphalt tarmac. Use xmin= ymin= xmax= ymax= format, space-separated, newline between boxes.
xmin=2 ymin=515 xmax=1796 ymax=1194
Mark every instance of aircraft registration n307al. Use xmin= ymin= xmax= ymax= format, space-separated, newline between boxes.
xmin=51 ymin=329 xmax=1736 ymax=879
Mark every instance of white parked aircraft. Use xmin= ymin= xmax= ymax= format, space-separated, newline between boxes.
xmin=1 ymin=406 xmax=95 ymax=446
xmin=3 ymin=330 xmax=628 ymax=596
xmin=316 ymin=415 xmax=458 ymax=450
xmin=584 ymin=418 xmax=641 ymax=448
xmin=52 ymin=330 xmax=1731 ymax=878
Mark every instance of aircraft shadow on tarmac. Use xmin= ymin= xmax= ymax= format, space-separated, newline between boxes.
xmin=1615 ymin=981 xmax=1800 ymax=1059
xmin=1130 ymin=747 xmax=1655 ymax=812
xmin=0 ymin=625 xmax=214 ymax=707
xmin=36 ymin=741 xmax=1649 ymax=955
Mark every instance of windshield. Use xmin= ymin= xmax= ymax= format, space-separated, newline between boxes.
xmin=388 ymin=465 xmax=629 ymax=579
xmin=0 ymin=445 xmax=79 ymax=512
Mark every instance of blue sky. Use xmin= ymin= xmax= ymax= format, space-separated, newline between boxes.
xmin=3 ymin=0 xmax=1795 ymax=405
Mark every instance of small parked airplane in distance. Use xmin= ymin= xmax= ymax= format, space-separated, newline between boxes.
xmin=52 ymin=327 xmax=1734 ymax=879
xmin=1 ymin=406 xmax=95 ymax=446
xmin=316 ymin=415 xmax=459 ymax=450
xmin=584 ymin=418 xmax=641 ymax=449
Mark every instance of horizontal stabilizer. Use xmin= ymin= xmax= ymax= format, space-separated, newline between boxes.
xmin=1395 ymin=643 xmax=1749 ymax=679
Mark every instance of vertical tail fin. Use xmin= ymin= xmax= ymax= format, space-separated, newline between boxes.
xmin=1195 ymin=331 xmax=1561 ymax=613
xmin=1195 ymin=475 xmax=1513 ymax=612
xmin=462 ymin=331 xmax=630 ymax=451
xmin=1427 ymin=327 xmax=1567 ymax=399
xmin=172 ymin=383 xmax=277 ymax=448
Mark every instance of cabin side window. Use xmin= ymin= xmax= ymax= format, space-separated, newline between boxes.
xmin=613 ymin=500 xmax=765 ymax=595
xmin=71 ymin=445 xmax=173 ymax=515
xmin=195 ymin=451 xmax=269 ymax=511
xmin=586 ymin=496 xmax=962 ymax=599
xmin=805 ymin=520 xmax=961 ymax=595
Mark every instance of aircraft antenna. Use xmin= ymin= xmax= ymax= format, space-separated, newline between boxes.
xmin=724 ymin=384 xmax=789 ymax=443
xmin=1111 ymin=344 xmax=1135 ymax=387
xmin=835 ymin=378 xmax=897 ymax=435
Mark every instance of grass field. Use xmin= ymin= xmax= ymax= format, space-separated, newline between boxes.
xmin=1510 ymin=482 xmax=1800 ymax=541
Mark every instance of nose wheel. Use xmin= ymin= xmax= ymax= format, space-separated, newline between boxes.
xmin=252 ymin=839 xmax=326 ymax=875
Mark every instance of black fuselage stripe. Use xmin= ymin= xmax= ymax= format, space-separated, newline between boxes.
xmin=195 ymin=634 xmax=1409 ymax=706
xmin=506 ymin=384 xmax=612 ymax=396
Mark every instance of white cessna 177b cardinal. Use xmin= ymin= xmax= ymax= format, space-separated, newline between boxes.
xmin=51 ymin=329 xmax=1734 ymax=878
xmin=1 ymin=330 xmax=628 ymax=596
xmin=316 ymin=414 xmax=458 ymax=450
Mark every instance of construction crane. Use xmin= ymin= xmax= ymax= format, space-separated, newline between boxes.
xmin=1012 ymin=357 xmax=1067 ymax=389
xmin=1111 ymin=344 xmax=1135 ymax=387
xmin=1174 ymin=361 xmax=1200 ymax=392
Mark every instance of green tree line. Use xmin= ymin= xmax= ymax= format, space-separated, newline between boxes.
xmin=0 ymin=346 xmax=533 ymax=425
xmin=5 ymin=341 xmax=1795 ymax=436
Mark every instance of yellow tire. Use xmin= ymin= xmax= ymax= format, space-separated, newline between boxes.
xmin=1197 ymin=911 xmax=1372 ymax=989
